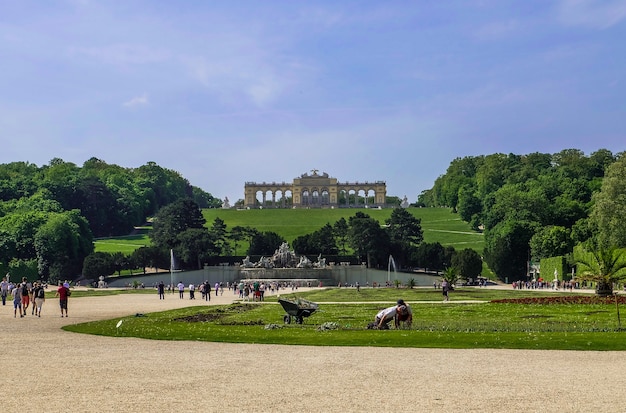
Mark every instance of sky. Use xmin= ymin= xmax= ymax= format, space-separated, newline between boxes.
xmin=1 ymin=0 xmax=625 ymax=203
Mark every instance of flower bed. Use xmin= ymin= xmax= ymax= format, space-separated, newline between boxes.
xmin=491 ymin=295 xmax=626 ymax=305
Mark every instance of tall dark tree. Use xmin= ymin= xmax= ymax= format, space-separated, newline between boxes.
xmin=348 ymin=212 xmax=390 ymax=268
xmin=484 ymin=220 xmax=538 ymax=282
xmin=451 ymin=248 xmax=483 ymax=281
xmin=292 ymin=233 xmax=314 ymax=255
xmin=293 ymin=223 xmax=338 ymax=255
xmin=413 ymin=242 xmax=454 ymax=271
xmin=82 ymin=252 xmax=115 ymax=279
xmin=385 ymin=208 xmax=423 ymax=246
xmin=248 ymin=231 xmax=285 ymax=256
xmin=309 ymin=223 xmax=338 ymax=255
xmin=150 ymin=198 xmax=206 ymax=250
xmin=131 ymin=246 xmax=167 ymax=273
xmin=229 ymin=226 xmax=247 ymax=256
xmin=384 ymin=208 xmax=423 ymax=268
xmin=176 ymin=228 xmax=218 ymax=269
xmin=333 ymin=217 xmax=349 ymax=255
xmin=209 ymin=217 xmax=228 ymax=255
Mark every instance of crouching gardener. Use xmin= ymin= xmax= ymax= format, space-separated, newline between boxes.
xmin=372 ymin=299 xmax=412 ymax=329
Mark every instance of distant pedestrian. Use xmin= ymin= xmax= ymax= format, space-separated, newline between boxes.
xmin=442 ymin=280 xmax=450 ymax=302
xmin=189 ymin=283 xmax=195 ymax=299
xmin=33 ymin=282 xmax=46 ymax=317
xmin=205 ymin=281 xmax=211 ymax=301
xmin=1 ymin=275 xmax=8 ymax=306
xmin=204 ymin=281 xmax=217 ymax=301
xmin=200 ymin=282 xmax=206 ymax=300
xmin=55 ymin=281 xmax=70 ymax=317
xmin=12 ymin=284 xmax=22 ymax=318
xmin=21 ymin=278 xmax=30 ymax=316
xmin=158 ymin=281 xmax=165 ymax=300
xmin=177 ymin=281 xmax=185 ymax=299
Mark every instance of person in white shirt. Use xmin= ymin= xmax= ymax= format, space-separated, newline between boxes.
xmin=374 ymin=300 xmax=412 ymax=329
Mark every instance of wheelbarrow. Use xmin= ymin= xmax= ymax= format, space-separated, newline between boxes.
xmin=278 ymin=298 xmax=318 ymax=324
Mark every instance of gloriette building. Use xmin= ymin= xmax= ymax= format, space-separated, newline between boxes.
xmin=244 ymin=169 xmax=386 ymax=208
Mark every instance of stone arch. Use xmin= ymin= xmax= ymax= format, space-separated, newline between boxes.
xmin=244 ymin=171 xmax=386 ymax=208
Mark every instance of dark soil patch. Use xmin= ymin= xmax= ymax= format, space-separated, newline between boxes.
xmin=173 ymin=304 xmax=262 ymax=325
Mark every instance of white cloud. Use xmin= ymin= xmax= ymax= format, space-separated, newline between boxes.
xmin=557 ymin=0 xmax=626 ymax=29
xmin=123 ymin=94 xmax=149 ymax=107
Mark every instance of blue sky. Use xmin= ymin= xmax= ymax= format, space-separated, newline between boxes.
xmin=1 ymin=0 xmax=625 ymax=203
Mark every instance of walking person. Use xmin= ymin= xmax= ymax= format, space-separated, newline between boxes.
xmin=157 ymin=281 xmax=165 ymax=300
xmin=21 ymin=278 xmax=30 ymax=316
xmin=33 ymin=282 xmax=46 ymax=317
xmin=30 ymin=281 xmax=37 ymax=315
xmin=202 ymin=281 xmax=210 ymax=301
xmin=204 ymin=281 xmax=211 ymax=301
xmin=189 ymin=283 xmax=195 ymax=299
xmin=177 ymin=281 xmax=184 ymax=299
xmin=1 ymin=275 xmax=8 ymax=306
xmin=442 ymin=280 xmax=450 ymax=302
xmin=55 ymin=281 xmax=70 ymax=317
xmin=12 ymin=283 xmax=23 ymax=318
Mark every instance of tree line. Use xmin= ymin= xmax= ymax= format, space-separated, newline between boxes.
xmin=418 ymin=149 xmax=626 ymax=289
xmin=0 ymin=157 xmax=220 ymax=283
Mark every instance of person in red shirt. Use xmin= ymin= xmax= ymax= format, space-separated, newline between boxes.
xmin=54 ymin=282 xmax=70 ymax=317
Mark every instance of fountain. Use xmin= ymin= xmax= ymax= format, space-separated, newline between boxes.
xmin=387 ymin=255 xmax=397 ymax=283
xmin=238 ymin=242 xmax=333 ymax=286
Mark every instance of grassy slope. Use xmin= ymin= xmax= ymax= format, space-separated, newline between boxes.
xmin=94 ymin=207 xmax=484 ymax=257
xmin=202 ymin=207 xmax=484 ymax=251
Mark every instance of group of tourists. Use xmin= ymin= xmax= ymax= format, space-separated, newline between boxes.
xmin=157 ymin=280 xmax=226 ymax=300
xmin=1 ymin=274 xmax=71 ymax=318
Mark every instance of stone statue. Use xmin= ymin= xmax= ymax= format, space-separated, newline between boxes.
xmin=314 ymin=254 xmax=327 ymax=269
xmin=297 ymin=255 xmax=312 ymax=268
xmin=400 ymin=195 xmax=409 ymax=208
xmin=255 ymin=256 xmax=274 ymax=269
xmin=241 ymin=256 xmax=254 ymax=268
xmin=222 ymin=197 xmax=231 ymax=209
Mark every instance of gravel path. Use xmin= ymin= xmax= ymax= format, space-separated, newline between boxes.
xmin=2 ymin=288 xmax=625 ymax=412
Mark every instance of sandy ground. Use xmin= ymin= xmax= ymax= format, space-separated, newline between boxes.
xmin=2 ymin=287 xmax=625 ymax=413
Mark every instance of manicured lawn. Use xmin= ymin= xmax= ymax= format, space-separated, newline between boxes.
xmin=64 ymin=288 xmax=626 ymax=350
xmin=94 ymin=234 xmax=150 ymax=254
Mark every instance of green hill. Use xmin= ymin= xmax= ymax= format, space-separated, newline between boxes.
xmin=95 ymin=207 xmax=484 ymax=254
xmin=203 ymin=207 xmax=484 ymax=252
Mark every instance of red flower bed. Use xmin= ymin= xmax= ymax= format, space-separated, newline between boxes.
xmin=491 ymin=296 xmax=626 ymax=305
